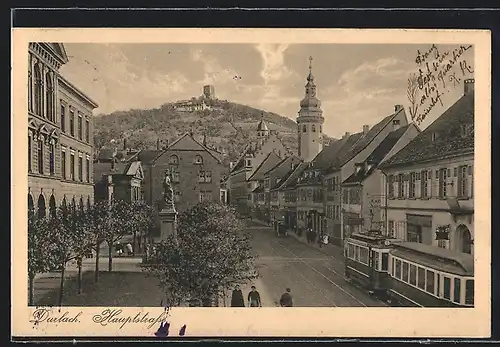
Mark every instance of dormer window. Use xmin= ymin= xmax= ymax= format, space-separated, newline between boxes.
xmin=431 ymin=132 xmax=439 ymax=142
xmin=246 ymin=159 xmax=252 ymax=167
xmin=356 ymin=166 xmax=362 ymax=174
xmin=194 ymin=155 xmax=203 ymax=164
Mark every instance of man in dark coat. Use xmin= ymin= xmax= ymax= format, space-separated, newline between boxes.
xmin=230 ymin=285 xmax=245 ymax=307
xmin=248 ymin=286 xmax=262 ymax=307
xmin=279 ymin=288 xmax=293 ymax=307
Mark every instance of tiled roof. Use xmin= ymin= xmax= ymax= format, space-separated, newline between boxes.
xmin=264 ymin=156 xmax=289 ymax=176
xmin=129 ymin=150 xmax=163 ymax=165
xmin=380 ymin=93 xmax=474 ymax=168
xmin=337 ymin=110 xmax=401 ymax=167
xmin=279 ymin=162 xmax=308 ymax=190
xmin=231 ymin=145 xmax=252 ymax=173
xmin=247 ymin=152 xmax=282 ymax=181
xmin=323 ymin=132 xmax=364 ymax=173
xmin=342 ymin=125 xmax=411 ymax=185
xmin=93 ymin=162 xmax=131 ymax=182
xmin=308 ymin=139 xmax=345 ymax=170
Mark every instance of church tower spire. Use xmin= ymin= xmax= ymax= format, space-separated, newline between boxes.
xmin=297 ymin=56 xmax=324 ymax=162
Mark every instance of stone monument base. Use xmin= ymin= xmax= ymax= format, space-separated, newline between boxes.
xmin=158 ymin=207 xmax=178 ymax=242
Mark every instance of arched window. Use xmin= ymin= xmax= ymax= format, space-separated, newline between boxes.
xmin=312 ymin=125 xmax=316 ymax=132
xmin=28 ymin=58 xmax=33 ymax=112
xmin=194 ymin=155 xmax=203 ymax=164
xmin=457 ymin=224 xmax=473 ymax=254
xmin=37 ymin=194 xmax=46 ymax=219
xmin=33 ymin=63 xmax=43 ymax=116
xmin=61 ymin=197 xmax=68 ymax=219
xmin=87 ymin=196 xmax=91 ymax=211
xmin=37 ymin=138 xmax=44 ymax=174
xmin=49 ymin=195 xmax=56 ymax=219
xmin=302 ymin=125 xmax=307 ymax=133
xmin=169 ymin=155 xmax=179 ymax=165
xmin=28 ymin=194 xmax=35 ymax=220
xmin=45 ymin=73 xmax=54 ymax=122
xmin=79 ymin=197 xmax=84 ymax=213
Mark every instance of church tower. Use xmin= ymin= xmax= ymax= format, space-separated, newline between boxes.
xmin=256 ymin=115 xmax=270 ymax=148
xmin=297 ymin=56 xmax=324 ymax=162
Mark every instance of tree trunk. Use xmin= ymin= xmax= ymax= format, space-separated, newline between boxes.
xmin=77 ymin=258 xmax=83 ymax=294
xmin=108 ymin=241 xmax=113 ymax=272
xmin=95 ymin=241 xmax=100 ymax=283
xmin=137 ymin=234 xmax=142 ymax=254
xmin=132 ymin=230 xmax=137 ymax=256
xmin=28 ymin=273 xmax=35 ymax=306
xmin=58 ymin=263 xmax=66 ymax=306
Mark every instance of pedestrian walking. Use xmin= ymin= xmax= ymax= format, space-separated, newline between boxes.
xmin=279 ymin=288 xmax=293 ymax=307
xmin=115 ymin=242 xmax=123 ymax=256
xmin=230 ymin=285 xmax=245 ymax=307
xmin=126 ymin=243 xmax=133 ymax=256
xmin=247 ymin=286 xmax=262 ymax=307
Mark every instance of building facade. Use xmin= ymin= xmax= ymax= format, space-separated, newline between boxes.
xmin=228 ymin=119 xmax=289 ymax=214
xmin=380 ymin=80 xmax=474 ymax=255
xmin=94 ymin=160 xmax=144 ymax=203
xmin=28 ymin=43 xmax=98 ymax=219
xmin=143 ymin=133 xmax=223 ymax=213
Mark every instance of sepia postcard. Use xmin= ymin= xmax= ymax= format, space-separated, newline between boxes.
xmin=12 ymin=28 xmax=491 ymax=339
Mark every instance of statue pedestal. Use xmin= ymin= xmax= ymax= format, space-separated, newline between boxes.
xmin=158 ymin=207 xmax=178 ymax=242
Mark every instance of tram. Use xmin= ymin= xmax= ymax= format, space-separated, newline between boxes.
xmin=387 ymin=242 xmax=474 ymax=308
xmin=344 ymin=232 xmax=400 ymax=298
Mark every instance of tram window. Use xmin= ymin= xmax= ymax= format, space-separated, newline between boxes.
xmin=402 ymin=262 xmax=409 ymax=282
xmin=409 ymin=264 xmax=417 ymax=286
xmin=443 ymin=276 xmax=451 ymax=300
xmin=381 ymin=253 xmax=389 ymax=271
xmin=356 ymin=246 xmax=360 ymax=261
xmin=373 ymin=251 xmax=379 ymax=270
xmin=392 ymin=258 xmax=395 ymax=276
xmin=348 ymin=244 xmax=354 ymax=259
xmin=395 ymin=259 xmax=402 ymax=279
xmin=426 ymin=270 xmax=435 ymax=294
xmin=465 ymin=280 xmax=474 ymax=305
xmin=360 ymin=247 xmax=369 ymax=264
xmin=453 ymin=278 xmax=461 ymax=304
xmin=417 ymin=267 xmax=426 ymax=290
xmin=437 ymin=274 xmax=441 ymax=297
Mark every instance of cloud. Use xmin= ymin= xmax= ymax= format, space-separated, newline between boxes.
xmin=60 ymin=44 xmax=190 ymax=114
xmin=255 ymin=44 xmax=295 ymax=84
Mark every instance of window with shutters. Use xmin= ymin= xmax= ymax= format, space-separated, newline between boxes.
xmin=458 ymin=165 xmax=468 ymax=198
xmin=28 ymin=136 xmax=32 ymax=172
xmin=60 ymin=104 xmax=66 ymax=132
xmin=398 ymin=174 xmax=404 ymax=198
xmin=86 ymin=157 xmax=90 ymax=182
xmin=85 ymin=119 xmax=90 ymax=143
xmin=61 ymin=148 xmax=66 ymax=179
xmin=409 ymin=172 xmax=416 ymax=198
xmin=388 ymin=175 xmax=394 ymax=198
xmin=49 ymin=143 xmax=55 ymax=175
xmin=78 ymin=156 xmax=83 ymax=181
xmin=421 ymin=170 xmax=429 ymax=198
xmin=70 ymin=152 xmax=75 ymax=180
xmin=438 ymin=168 xmax=447 ymax=198
xmin=205 ymin=170 xmax=212 ymax=183
xmin=78 ymin=114 xmax=83 ymax=140
xmin=198 ymin=170 xmax=205 ymax=183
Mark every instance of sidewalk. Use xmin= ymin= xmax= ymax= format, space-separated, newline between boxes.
xmin=33 ymin=257 xmax=143 ymax=304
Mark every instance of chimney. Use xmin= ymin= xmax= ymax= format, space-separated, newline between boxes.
xmin=393 ymin=119 xmax=401 ymax=131
xmin=362 ymin=125 xmax=370 ymax=135
xmin=156 ymin=138 xmax=161 ymax=150
xmin=394 ymin=104 xmax=403 ymax=113
xmin=464 ymin=79 xmax=475 ymax=95
xmin=342 ymin=131 xmax=350 ymax=139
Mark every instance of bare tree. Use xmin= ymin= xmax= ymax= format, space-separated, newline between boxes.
xmin=407 ymin=73 xmax=420 ymax=121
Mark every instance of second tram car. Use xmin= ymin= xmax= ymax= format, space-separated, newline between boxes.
xmin=387 ymin=242 xmax=474 ymax=308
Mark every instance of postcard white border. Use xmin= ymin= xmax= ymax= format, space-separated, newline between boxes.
xmin=12 ymin=28 xmax=491 ymax=338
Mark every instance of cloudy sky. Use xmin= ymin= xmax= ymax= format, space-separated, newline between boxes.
xmin=60 ymin=43 xmax=474 ymax=138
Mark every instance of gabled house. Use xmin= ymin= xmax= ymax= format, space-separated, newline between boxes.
xmin=340 ymin=123 xmax=420 ymax=238
xmin=263 ymin=155 xmax=302 ymax=223
xmin=322 ymin=104 xmax=410 ymax=245
xmin=94 ymin=160 xmax=144 ymax=203
xmin=379 ymin=80 xmax=474 ymax=255
xmin=247 ymin=151 xmax=283 ymax=222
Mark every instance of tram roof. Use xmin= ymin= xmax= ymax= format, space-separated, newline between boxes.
xmin=391 ymin=242 xmax=474 ymax=276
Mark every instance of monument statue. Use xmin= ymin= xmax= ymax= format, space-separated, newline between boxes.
xmin=163 ymin=171 xmax=175 ymax=210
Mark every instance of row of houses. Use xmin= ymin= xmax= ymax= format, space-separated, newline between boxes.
xmin=237 ymin=79 xmax=474 ymax=256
